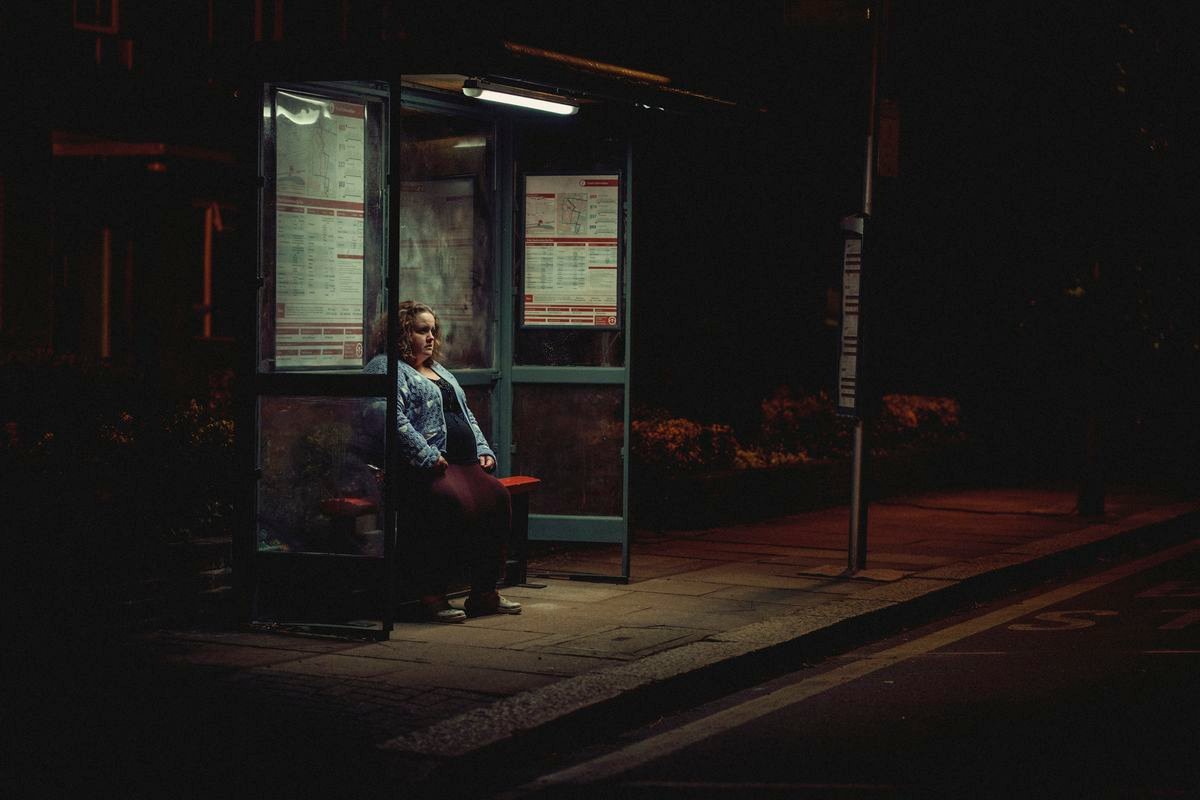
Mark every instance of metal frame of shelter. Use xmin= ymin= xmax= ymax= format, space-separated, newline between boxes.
xmin=402 ymin=86 xmax=634 ymax=583
xmin=239 ymin=78 xmax=633 ymax=639
xmin=246 ymin=79 xmax=394 ymax=639
xmin=509 ymin=163 xmax=633 ymax=582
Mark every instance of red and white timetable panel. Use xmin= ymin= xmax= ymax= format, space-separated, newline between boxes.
xmin=523 ymin=175 xmax=620 ymax=328
xmin=274 ymin=91 xmax=366 ymax=368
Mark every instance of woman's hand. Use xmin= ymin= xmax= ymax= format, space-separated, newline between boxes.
xmin=434 ymin=455 xmax=449 ymax=474
xmin=478 ymin=454 xmax=496 ymax=472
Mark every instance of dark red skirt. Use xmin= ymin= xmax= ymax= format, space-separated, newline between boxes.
xmin=402 ymin=462 xmax=511 ymax=596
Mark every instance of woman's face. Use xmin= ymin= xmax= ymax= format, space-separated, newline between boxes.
xmin=405 ymin=311 xmax=437 ymax=366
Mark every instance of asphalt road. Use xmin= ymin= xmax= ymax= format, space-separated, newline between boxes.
xmin=504 ymin=538 xmax=1200 ymax=799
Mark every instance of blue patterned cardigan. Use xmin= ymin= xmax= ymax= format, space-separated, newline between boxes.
xmin=363 ymin=355 xmax=495 ymax=470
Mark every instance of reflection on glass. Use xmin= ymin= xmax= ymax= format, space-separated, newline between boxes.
xmin=258 ymin=396 xmax=385 ymax=556
xmin=398 ymin=108 xmax=495 ymax=368
xmin=260 ymin=87 xmax=387 ymax=373
xmin=515 ymin=328 xmax=625 ymax=367
xmin=513 ymin=385 xmax=623 ymax=516
xmin=462 ymin=385 xmax=493 ymax=444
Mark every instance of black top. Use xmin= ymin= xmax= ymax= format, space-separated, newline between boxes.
xmin=431 ymin=377 xmax=478 ymax=464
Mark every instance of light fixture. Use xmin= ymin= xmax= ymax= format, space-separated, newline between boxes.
xmin=462 ymin=78 xmax=579 ymax=116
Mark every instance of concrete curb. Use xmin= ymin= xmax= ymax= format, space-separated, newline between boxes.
xmin=377 ymin=502 xmax=1198 ymax=783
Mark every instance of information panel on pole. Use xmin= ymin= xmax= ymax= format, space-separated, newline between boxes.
xmin=836 ymin=214 xmax=865 ymax=417
xmin=521 ymin=173 xmax=621 ymax=329
xmin=272 ymin=89 xmax=368 ymax=370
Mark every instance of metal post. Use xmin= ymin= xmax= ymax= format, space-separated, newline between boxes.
xmin=861 ymin=3 xmax=880 ymax=219
xmin=848 ymin=418 xmax=868 ymax=570
xmin=621 ymin=138 xmax=634 ymax=583
xmin=848 ymin=1 xmax=883 ymax=573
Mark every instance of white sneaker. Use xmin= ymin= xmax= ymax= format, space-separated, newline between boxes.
xmin=425 ymin=603 xmax=467 ymax=624
xmin=494 ymin=595 xmax=523 ymax=615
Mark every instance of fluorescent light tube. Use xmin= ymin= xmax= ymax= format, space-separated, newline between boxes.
xmin=462 ymin=80 xmax=579 ymax=115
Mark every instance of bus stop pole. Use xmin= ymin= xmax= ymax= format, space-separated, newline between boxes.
xmin=848 ymin=1 xmax=883 ymax=572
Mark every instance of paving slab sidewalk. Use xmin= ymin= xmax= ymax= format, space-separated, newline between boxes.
xmin=123 ymin=486 xmax=1197 ymax=789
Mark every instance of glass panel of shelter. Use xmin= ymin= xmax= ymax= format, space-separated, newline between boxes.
xmin=258 ymin=85 xmax=388 ymax=375
xmin=254 ymin=395 xmax=388 ymax=625
xmin=396 ymin=105 xmax=497 ymax=371
xmin=512 ymin=126 xmax=632 ymax=581
xmin=388 ymin=101 xmax=502 ymax=601
xmin=251 ymin=82 xmax=390 ymax=633
xmin=512 ymin=384 xmax=624 ymax=517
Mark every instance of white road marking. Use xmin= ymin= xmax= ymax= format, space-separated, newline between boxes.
xmin=1158 ymin=609 xmax=1200 ymax=630
xmin=515 ymin=538 xmax=1200 ymax=793
xmin=623 ymin=780 xmax=898 ymax=791
xmin=1137 ymin=580 xmax=1200 ymax=598
xmin=1007 ymin=609 xmax=1118 ymax=630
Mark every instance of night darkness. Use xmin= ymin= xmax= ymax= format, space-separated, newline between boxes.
xmin=614 ymin=1 xmax=1199 ymax=484
xmin=3 ymin=0 xmax=1198 ymax=481
xmin=4 ymin=6 xmax=1197 ymax=794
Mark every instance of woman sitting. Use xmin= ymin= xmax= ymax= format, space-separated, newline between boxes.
xmin=365 ymin=301 xmax=521 ymax=623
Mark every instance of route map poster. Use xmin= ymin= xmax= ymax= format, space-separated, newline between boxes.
xmin=522 ymin=174 xmax=620 ymax=328
xmin=273 ymin=90 xmax=366 ymax=369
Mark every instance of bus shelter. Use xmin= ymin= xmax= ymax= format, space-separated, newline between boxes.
xmin=240 ymin=74 xmax=638 ymax=637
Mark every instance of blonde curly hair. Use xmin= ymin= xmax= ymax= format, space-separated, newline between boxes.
xmin=395 ymin=300 xmax=442 ymax=364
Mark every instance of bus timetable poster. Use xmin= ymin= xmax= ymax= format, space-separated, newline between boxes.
xmin=522 ymin=174 xmax=620 ymax=328
xmin=273 ymin=90 xmax=367 ymax=368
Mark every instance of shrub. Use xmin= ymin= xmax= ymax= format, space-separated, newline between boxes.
xmin=155 ymin=397 xmax=237 ymax=540
xmin=758 ymin=386 xmax=853 ymax=461
xmin=0 ymin=351 xmax=237 ymax=549
xmin=873 ymin=394 xmax=966 ymax=454
xmin=631 ymin=413 xmax=740 ymax=473
xmin=733 ymin=446 xmax=810 ymax=469
xmin=630 ymin=389 xmax=967 ymax=476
